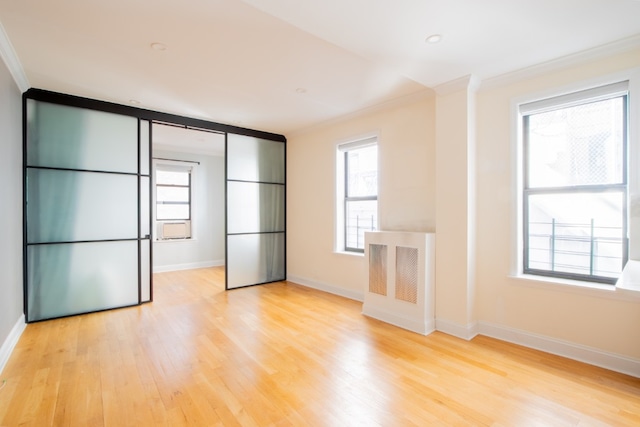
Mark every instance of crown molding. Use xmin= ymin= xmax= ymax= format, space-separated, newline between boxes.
xmin=434 ymin=74 xmax=480 ymax=96
xmin=0 ymin=21 xmax=29 ymax=92
xmin=480 ymin=34 xmax=640 ymax=91
xmin=287 ymin=88 xmax=434 ymax=138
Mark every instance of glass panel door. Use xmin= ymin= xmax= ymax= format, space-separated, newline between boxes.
xmin=25 ymin=99 xmax=152 ymax=321
xmin=226 ymin=134 xmax=286 ymax=289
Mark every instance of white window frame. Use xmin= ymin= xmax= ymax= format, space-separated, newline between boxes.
xmin=335 ymin=135 xmax=379 ymax=254
xmin=511 ymin=68 xmax=640 ymax=290
xmin=523 ymin=82 xmax=628 ymax=284
xmin=152 ymin=159 xmax=197 ymax=241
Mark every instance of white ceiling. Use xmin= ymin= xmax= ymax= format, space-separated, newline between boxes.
xmin=1 ymin=0 xmax=639 ymax=137
xmin=152 ymin=124 xmax=225 ymax=157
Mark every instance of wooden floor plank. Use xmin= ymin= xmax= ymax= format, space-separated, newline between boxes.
xmin=1 ymin=266 xmax=639 ymax=426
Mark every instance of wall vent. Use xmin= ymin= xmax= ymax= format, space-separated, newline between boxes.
xmin=369 ymin=244 xmax=387 ymax=295
xmin=395 ymin=246 xmax=418 ymax=304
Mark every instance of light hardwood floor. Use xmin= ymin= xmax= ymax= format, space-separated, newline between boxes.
xmin=0 ymin=267 xmax=638 ymax=426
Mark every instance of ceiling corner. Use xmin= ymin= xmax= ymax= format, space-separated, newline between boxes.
xmin=434 ymin=75 xmax=478 ymax=96
xmin=0 ymin=20 xmax=29 ymax=92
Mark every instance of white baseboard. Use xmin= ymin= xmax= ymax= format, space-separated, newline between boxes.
xmin=0 ymin=314 xmax=26 ymax=375
xmin=153 ymin=259 xmax=224 ymax=273
xmin=478 ymin=321 xmax=640 ymax=378
xmin=286 ymin=275 xmax=364 ymax=302
xmin=363 ymin=305 xmax=435 ymax=335
xmin=436 ymin=318 xmax=479 ymax=341
xmin=252 ymin=274 xmax=640 ymax=377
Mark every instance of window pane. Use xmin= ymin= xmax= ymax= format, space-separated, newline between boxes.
xmin=156 ymin=170 xmax=189 ymax=185
xmin=140 ymin=239 xmax=151 ymax=303
xmin=526 ymin=192 xmax=624 ymax=279
xmin=140 ymin=176 xmax=150 ymax=238
xmin=27 ymin=241 xmax=139 ymax=322
xmin=157 ymin=204 xmax=190 ymax=220
xmin=157 ymin=186 xmax=189 ymax=202
xmin=527 ymin=96 xmax=625 ymax=188
xmin=140 ymin=120 xmax=150 ymax=176
xmin=26 ymin=168 xmax=137 ymax=243
xmin=227 ymin=181 xmax=285 ymax=234
xmin=227 ymin=232 xmax=285 ymax=289
xmin=26 ymin=99 xmax=138 ymax=173
xmin=347 ymin=145 xmax=378 ymax=197
xmin=227 ymin=134 xmax=285 ymax=184
xmin=346 ymin=200 xmax=378 ymax=250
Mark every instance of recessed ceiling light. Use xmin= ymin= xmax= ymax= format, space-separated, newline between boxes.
xmin=150 ymin=42 xmax=167 ymax=51
xmin=295 ymin=88 xmax=307 ymax=94
xmin=425 ymin=34 xmax=442 ymax=44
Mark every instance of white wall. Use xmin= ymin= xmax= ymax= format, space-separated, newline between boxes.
xmin=152 ymin=150 xmax=225 ymax=272
xmin=287 ymin=91 xmax=436 ymax=299
xmin=434 ymin=80 xmax=477 ymax=337
xmin=475 ymin=48 xmax=640 ymax=362
xmin=288 ymin=47 xmax=640 ymax=374
xmin=0 ymin=53 xmax=24 ymax=372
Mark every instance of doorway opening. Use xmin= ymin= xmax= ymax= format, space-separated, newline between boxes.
xmin=151 ymin=123 xmax=226 ymax=275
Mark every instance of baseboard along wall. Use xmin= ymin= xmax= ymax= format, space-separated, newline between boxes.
xmin=153 ymin=259 xmax=224 ymax=273
xmin=286 ymin=275 xmax=364 ymax=302
xmin=4 ymin=276 xmax=637 ymax=378
xmin=0 ymin=315 xmax=25 ymax=376
xmin=288 ymin=275 xmax=640 ymax=378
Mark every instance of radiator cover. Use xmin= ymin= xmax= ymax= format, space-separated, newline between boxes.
xmin=363 ymin=231 xmax=435 ymax=335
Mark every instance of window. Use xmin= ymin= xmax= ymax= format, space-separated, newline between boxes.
xmin=156 ymin=167 xmax=191 ymax=220
xmin=337 ymin=137 xmax=378 ymax=253
xmin=522 ymin=82 xmax=629 ymax=284
xmin=155 ymin=163 xmax=193 ymax=240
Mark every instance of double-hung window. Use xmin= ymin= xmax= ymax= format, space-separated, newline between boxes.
xmin=338 ymin=137 xmax=378 ymax=253
xmin=522 ymin=82 xmax=629 ymax=284
xmin=155 ymin=164 xmax=193 ymax=239
xmin=156 ymin=166 xmax=191 ymax=220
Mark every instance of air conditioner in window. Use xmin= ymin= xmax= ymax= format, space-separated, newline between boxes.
xmin=157 ymin=221 xmax=191 ymax=240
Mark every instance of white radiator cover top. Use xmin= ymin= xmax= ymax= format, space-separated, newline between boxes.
xmin=363 ymin=231 xmax=436 ymax=335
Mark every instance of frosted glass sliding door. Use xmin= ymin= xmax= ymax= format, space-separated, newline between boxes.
xmin=226 ymin=134 xmax=286 ymax=289
xmin=26 ymin=241 xmax=139 ymax=320
xmin=24 ymin=99 xmax=152 ymax=321
xmin=26 ymin=169 xmax=138 ymax=243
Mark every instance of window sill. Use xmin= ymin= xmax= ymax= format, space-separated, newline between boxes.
xmin=509 ymin=272 xmax=640 ymax=302
xmin=154 ymin=238 xmax=196 ymax=244
xmin=334 ymin=250 xmax=364 ymax=257
xmin=615 ymin=260 xmax=640 ymax=294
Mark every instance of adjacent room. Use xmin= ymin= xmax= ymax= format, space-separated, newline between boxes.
xmin=151 ymin=123 xmax=226 ymax=273
xmin=0 ymin=1 xmax=639 ymax=425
